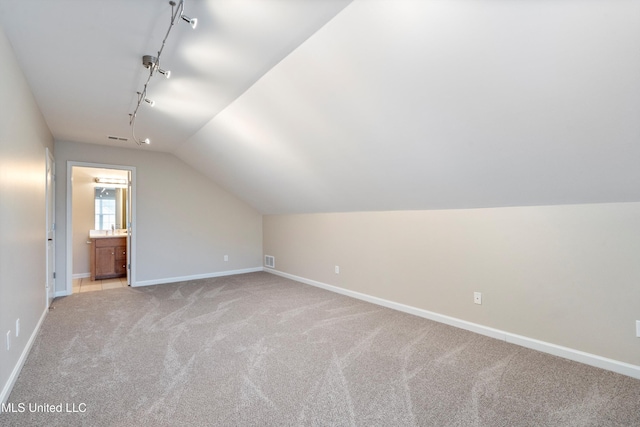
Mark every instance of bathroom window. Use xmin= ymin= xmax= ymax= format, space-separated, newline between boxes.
xmin=95 ymin=187 xmax=116 ymax=230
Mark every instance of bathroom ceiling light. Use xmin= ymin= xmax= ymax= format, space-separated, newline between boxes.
xmin=95 ymin=177 xmax=127 ymax=185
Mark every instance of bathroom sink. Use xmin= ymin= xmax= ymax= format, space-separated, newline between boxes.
xmin=89 ymin=229 xmax=129 ymax=238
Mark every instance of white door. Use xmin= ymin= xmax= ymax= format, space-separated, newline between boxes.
xmin=45 ymin=148 xmax=56 ymax=306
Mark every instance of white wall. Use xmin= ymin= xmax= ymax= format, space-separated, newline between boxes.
xmin=71 ymin=168 xmax=96 ymax=277
xmin=0 ymin=26 xmax=54 ymax=402
xmin=54 ymin=140 xmax=263 ymax=291
xmin=264 ymin=203 xmax=640 ymax=368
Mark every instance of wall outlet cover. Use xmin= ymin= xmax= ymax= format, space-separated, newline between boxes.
xmin=474 ymin=292 xmax=482 ymax=305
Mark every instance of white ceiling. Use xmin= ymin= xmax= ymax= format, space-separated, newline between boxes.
xmin=2 ymin=0 xmax=640 ymax=214
xmin=0 ymin=0 xmax=352 ymax=150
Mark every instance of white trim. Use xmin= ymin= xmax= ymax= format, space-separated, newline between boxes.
xmin=266 ymin=268 xmax=640 ymax=380
xmin=1 ymin=307 xmax=48 ymax=404
xmin=133 ymin=267 xmax=264 ymax=287
xmin=45 ymin=147 xmax=56 ymax=308
xmin=66 ymin=161 xmax=137 ymax=296
xmin=72 ymin=273 xmax=91 ymax=279
xmin=504 ymin=333 xmax=640 ymax=380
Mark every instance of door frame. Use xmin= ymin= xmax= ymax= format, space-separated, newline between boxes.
xmin=65 ymin=161 xmax=137 ymax=295
xmin=45 ymin=147 xmax=56 ymax=307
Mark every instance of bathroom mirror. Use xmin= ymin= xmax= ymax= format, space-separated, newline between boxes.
xmin=94 ymin=187 xmax=127 ymax=230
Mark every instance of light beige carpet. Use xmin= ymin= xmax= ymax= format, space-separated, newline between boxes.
xmin=2 ymin=272 xmax=639 ymax=426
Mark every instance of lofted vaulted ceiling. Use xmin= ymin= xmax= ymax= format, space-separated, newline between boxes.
xmin=2 ymin=0 xmax=640 ymax=214
xmin=0 ymin=0 xmax=352 ymax=150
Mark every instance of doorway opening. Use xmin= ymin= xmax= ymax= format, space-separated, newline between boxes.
xmin=66 ymin=162 xmax=136 ymax=295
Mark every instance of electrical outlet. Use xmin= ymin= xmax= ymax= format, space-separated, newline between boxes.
xmin=224 ymin=255 xmax=228 ymax=262
xmin=335 ymin=265 xmax=340 ymax=274
xmin=6 ymin=331 xmax=10 ymax=350
xmin=636 ymin=320 xmax=640 ymax=338
xmin=474 ymin=292 xmax=482 ymax=305
xmin=15 ymin=319 xmax=19 ymax=338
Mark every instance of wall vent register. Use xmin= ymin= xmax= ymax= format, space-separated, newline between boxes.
xmin=264 ymin=255 xmax=275 ymax=269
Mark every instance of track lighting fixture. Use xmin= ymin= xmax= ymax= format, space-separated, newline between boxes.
xmin=181 ymin=14 xmax=197 ymax=29
xmin=157 ymin=68 xmax=171 ymax=79
xmin=142 ymin=55 xmax=157 ymax=69
xmin=128 ymin=0 xmax=197 ymax=146
xmin=141 ymin=55 xmax=171 ymax=79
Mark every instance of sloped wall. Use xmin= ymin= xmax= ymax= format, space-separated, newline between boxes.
xmin=264 ymin=203 xmax=640 ymax=367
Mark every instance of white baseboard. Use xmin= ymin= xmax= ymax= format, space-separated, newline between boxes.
xmin=266 ymin=268 xmax=640 ymax=380
xmin=133 ymin=267 xmax=264 ymax=287
xmin=1 ymin=307 xmax=48 ymax=404
xmin=54 ymin=289 xmax=71 ymax=297
xmin=72 ymin=273 xmax=91 ymax=279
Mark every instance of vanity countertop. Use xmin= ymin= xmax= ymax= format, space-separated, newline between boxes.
xmin=89 ymin=230 xmax=128 ymax=239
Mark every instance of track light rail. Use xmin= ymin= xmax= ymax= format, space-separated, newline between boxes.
xmin=128 ymin=0 xmax=196 ymax=145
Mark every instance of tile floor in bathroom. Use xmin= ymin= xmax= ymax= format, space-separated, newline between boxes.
xmin=72 ymin=277 xmax=128 ymax=293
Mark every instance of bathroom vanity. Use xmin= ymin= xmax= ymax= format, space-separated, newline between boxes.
xmin=89 ymin=232 xmax=127 ymax=280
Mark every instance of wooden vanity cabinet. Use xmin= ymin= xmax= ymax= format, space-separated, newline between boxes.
xmin=90 ymin=237 xmax=127 ymax=280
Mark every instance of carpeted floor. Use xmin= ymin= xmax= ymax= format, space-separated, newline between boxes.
xmin=2 ymin=272 xmax=639 ymax=426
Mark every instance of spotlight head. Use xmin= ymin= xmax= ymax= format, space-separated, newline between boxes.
xmin=144 ymin=98 xmax=155 ymax=107
xmin=181 ymin=14 xmax=197 ymax=29
xmin=143 ymin=138 xmax=150 ymax=145
xmin=158 ymin=68 xmax=171 ymax=79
